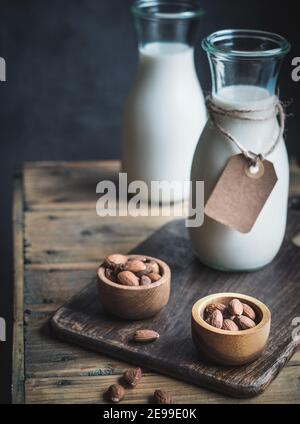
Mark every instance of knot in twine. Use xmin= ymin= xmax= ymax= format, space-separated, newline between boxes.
xmin=206 ymin=94 xmax=285 ymax=167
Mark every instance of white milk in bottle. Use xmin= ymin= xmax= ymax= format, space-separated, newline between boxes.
xmin=122 ymin=2 xmax=206 ymax=203
xmin=189 ymin=30 xmax=291 ymax=271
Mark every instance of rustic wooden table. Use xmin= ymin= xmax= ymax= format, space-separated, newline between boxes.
xmin=12 ymin=160 xmax=300 ymax=404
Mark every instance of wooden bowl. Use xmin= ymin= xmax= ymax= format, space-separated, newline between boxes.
xmin=191 ymin=293 xmax=271 ymax=366
xmin=97 ymin=255 xmax=171 ymax=320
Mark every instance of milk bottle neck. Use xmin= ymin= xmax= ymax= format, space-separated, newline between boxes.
xmin=202 ymin=29 xmax=290 ymax=101
xmin=131 ymin=0 xmax=204 ymax=49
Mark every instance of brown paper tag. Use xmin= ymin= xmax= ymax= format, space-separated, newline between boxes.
xmin=204 ymin=154 xmax=278 ymax=233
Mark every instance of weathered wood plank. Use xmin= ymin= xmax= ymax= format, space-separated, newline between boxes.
xmin=25 ymin=309 xmax=300 ymax=380
xmin=24 ymin=159 xmax=189 ymax=213
xmin=290 ymin=159 xmax=300 ymax=196
xmin=25 ymin=365 xmax=300 ymax=404
xmin=23 ymin=160 xmax=300 ymax=211
xmin=24 ymin=267 xmax=300 ymax=386
xmin=12 ymin=175 xmax=25 ymax=404
xmin=24 ymin=161 xmax=120 ymax=211
xmin=23 ymin=267 xmax=155 ymax=379
xmin=13 ymin=160 xmax=300 ymax=404
xmin=51 ymin=215 xmax=300 ymax=398
xmin=24 ymin=212 xmax=174 ymax=265
xmin=25 ymin=314 xmax=129 ymax=379
xmin=24 ymin=161 xmax=119 ymax=169
xmin=24 ymin=269 xmax=95 ymax=306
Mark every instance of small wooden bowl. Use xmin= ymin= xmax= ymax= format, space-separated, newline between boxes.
xmin=191 ymin=293 xmax=271 ymax=366
xmin=97 ymin=255 xmax=171 ymax=320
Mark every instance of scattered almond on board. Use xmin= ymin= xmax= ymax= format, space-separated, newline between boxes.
xmin=153 ymin=389 xmax=172 ymax=404
xmin=104 ymin=368 xmax=142 ymax=403
xmin=103 ymin=254 xmax=162 ymax=286
xmin=133 ymin=329 xmax=160 ymax=343
xmin=204 ymin=298 xmax=257 ymax=331
xmin=105 ymin=384 xmax=125 ymax=403
xmin=123 ymin=367 xmax=142 ymax=387
xmin=104 ymin=367 xmax=173 ymax=404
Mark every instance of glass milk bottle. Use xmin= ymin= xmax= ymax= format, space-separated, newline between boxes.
xmin=189 ymin=30 xmax=291 ymax=271
xmin=122 ymin=1 xmax=206 ymax=202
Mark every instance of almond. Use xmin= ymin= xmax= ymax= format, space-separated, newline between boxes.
xmin=242 ymin=303 xmax=256 ymax=321
xmin=123 ymin=367 xmax=142 ymax=387
xmin=205 ymin=303 xmax=227 ymax=318
xmin=105 ymin=253 xmax=128 ymax=269
xmin=222 ymin=319 xmax=239 ymax=331
xmin=237 ymin=315 xmax=256 ymax=330
xmin=124 ymin=259 xmax=147 ymax=273
xmin=117 ymin=270 xmax=139 ymax=286
xmin=140 ymin=275 xmax=152 ymax=286
xmin=133 ymin=329 xmax=159 ymax=343
xmin=154 ymin=389 xmax=172 ymax=404
xmin=105 ymin=384 xmax=124 ymax=403
xmin=210 ymin=309 xmax=223 ymax=329
xmin=147 ymin=272 xmax=161 ymax=282
xmin=228 ymin=298 xmax=243 ymax=316
xmin=137 ymin=261 xmax=159 ymax=276
xmin=147 ymin=260 xmax=160 ymax=274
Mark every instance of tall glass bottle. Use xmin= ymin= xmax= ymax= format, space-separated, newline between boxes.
xmin=189 ymin=30 xmax=291 ymax=271
xmin=122 ymin=1 xmax=206 ymax=203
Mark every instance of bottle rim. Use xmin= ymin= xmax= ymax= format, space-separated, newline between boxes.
xmin=202 ymin=29 xmax=291 ymax=58
xmin=131 ymin=0 xmax=204 ymax=21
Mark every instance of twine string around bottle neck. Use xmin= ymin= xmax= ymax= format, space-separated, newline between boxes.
xmin=206 ymin=94 xmax=285 ymax=167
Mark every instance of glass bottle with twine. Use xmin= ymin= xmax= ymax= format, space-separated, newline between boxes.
xmin=189 ymin=29 xmax=291 ymax=271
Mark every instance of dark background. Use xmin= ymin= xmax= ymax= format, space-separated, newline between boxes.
xmin=0 ymin=0 xmax=299 ymax=403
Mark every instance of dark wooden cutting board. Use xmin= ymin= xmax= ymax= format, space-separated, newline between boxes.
xmin=51 ymin=211 xmax=300 ymax=398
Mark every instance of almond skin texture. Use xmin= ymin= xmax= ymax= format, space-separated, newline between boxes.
xmin=147 ymin=272 xmax=161 ymax=282
xmin=105 ymin=384 xmax=125 ymax=403
xmin=124 ymin=259 xmax=147 ymax=273
xmin=222 ymin=319 xmax=239 ymax=331
xmin=117 ymin=271 xmax=139 ymax=286
xmin=123 ymin=367 xmax=142 ymax=387
xmin=210 ymin=309 xmax=223 ymax=329
xmin=229 ymin=298 xmax=243 ymax=316
xmin=105 ymin=254 xmax=128 ymax=269
xmin=147 ymin=260 xmax=160 ymax=274
xmin=137 ymin=261 xmax=159 ymax=276
xmin=133 ymin=329 xmax=159 ymax=343
xmin=242 ymin=303 xmax=256 ymax=321
xmin=205 ymin=303 xmax=227 ymax=318
xmin=140 ymin=275 xmax=152 ymax=286
xmin=154 ymin=389 xmax=172 ymax=404
xmin=237 ymin=315 xmax=256 ymax=330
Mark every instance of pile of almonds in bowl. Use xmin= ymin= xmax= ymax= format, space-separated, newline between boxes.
xmin=103 ymin=253 xmax=162 ymax=287
xmin=97 ymin=253 xmax=170 ymax=320
xmin=204 ymin=298 xmax=258 ymax=331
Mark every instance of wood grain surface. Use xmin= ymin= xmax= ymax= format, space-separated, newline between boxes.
xmin=51 ymin=215 xmax=300 ymax=398
xmin=12 ymin=160 xmax=300 ymax=403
